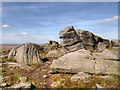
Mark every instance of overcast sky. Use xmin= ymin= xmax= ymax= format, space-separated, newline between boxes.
xmin=2 ymin=2 xmax=118 ymax=44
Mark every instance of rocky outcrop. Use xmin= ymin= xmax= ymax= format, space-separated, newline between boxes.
xmin=76 ymin=29 xmax=110 ymax=51
xmin=59 ymin=26 xmax=85 ymax=52
xmin=111 ymin=39 xmax=119 ymax=47
xmin=8 ymin=43 xmax=43 ymax=64
xmin=50 ymin=49 xmax=119 ymax=76
xmin=76 ymin=29 xmax=96 ymax=51
xmin=59 ymin=26 xmax=111 ymax=52
xmin=43 ymin=40 xmax=60 ymax=51
xmin=48 ymin=40 xmax=59 ymax=45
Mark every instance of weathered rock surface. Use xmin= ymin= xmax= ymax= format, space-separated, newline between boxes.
xmin=50 ymin=49 xmax=120 ymax=76
xmin=51 ymin=49 xmax=95 ymax=74
xmin=95 ymin=60 xmax=119 ymax=75
xmin=43 ymin=40 xmax=60 ymax=51
xmin=46 ymin=50 xmax=60 ymax=58
xmin=1 ymin=83 xmax=7 ymax=88
xmin=111 ymin=47 xmax=118 ymax=52
xmin=93 ymin=49 xmax=118 ymax=60
xmin=59 ymin=26 xmax=85 ymax=52
xmin=50 ymin=81 xmax=60 ymax=87
xmin=76 ymin=29 xmax=110 ymax=51
xmin=20 ymin=76 xmax=28 ymax=83
xmin=111 ymin=39 xmax=119 ymax=47
xmin=3 ymin=62 xmax=33 ymax=71
xmin=76 ymin=29 xmax=96 ymax=51
xmin=0 ymin=55 xmax=8 ymax=58
xmin=100 ymin=76 xmax=116 ymax=80
xmin=98 ymin=42 xmax=106 ymax=52
xmin=96 ymin=84 xmax=104 ymax=88
xmin=48 ymin=40 xmax=59 ymax=46
xmin=71 ymin=72 xmax=92 ymax=82
xmin=8 ymin=43 xmax=43 ymax=64
xmin=8 ymin=82 xmax=32 ymax=88
xmin=43 ymin=75 xmax=49 ymax=78
xmin=59 ymin=48 xmax=67 ymax=57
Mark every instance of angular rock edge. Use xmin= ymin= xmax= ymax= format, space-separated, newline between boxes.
xmin=50 ymin=49 xmax=120 ymax=76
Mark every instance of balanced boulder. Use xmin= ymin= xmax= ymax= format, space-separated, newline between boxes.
xmin=76 ymin=29 xmax=96 ymax=51
xmin=59 ymin=26 xmax=85 ymax=52
xmin=8 ymin=43 xmax=43 ymax=64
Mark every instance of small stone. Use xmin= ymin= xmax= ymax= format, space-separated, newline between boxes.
xmin=100 ymin=76 xmax=116 ymax=80
xmin=71 ymin=72 xmax=92 ymax=82
xmin=43 ymin=75 xmax=49 ymax=78
xmin=43 ymin=82 xmax=46 ymax=85
xmin=32 ymin=82 xmax=36 ymax=86
xmin=42 ymin=69 xmax=45 ymax=71
xmin=96 ymin=84 xmax=104 ymax=88
xmin=50 ymin=81 xmax=60 ymax=87
xmin=1 ymin=83 xmax=7 ymax=87
xmin=20 ymin=76 xmax=27 ymax=83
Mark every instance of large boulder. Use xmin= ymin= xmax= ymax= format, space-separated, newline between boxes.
xmin=76 ymin=29 xmax=110 ymax=51
xmin=8 ymin=43 xmax=43 ymax=64
xmin=50 ymin=49 xmax=120 ymax=76
xmin=51 ymin=49 xmax=95 ymax=74
xmin=76 ymin=29 xmax=96 ymax=51
xmin=59 ymin=26 xmax=85 ymax=52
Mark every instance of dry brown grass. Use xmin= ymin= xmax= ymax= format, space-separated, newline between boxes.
xmin=51 ymin=73 xmax=120 ymax=88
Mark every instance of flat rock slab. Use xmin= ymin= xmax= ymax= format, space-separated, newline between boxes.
xmin=8 ymin=82 xmax=32 ymax=88
xmin=3 ymin=62 xmax=33 ymax=71
xmin=93 ymin=49 xmax=118 ymax=60
xmin=71 ymin=72 xmax=92 ymax=82
xmin=51 ymin=49 xmax=95 ymax=74
xmin=51 ymin=49 xmax=120 ymax=76
xmin=100 ymin=76 xmax=116 ymax=80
